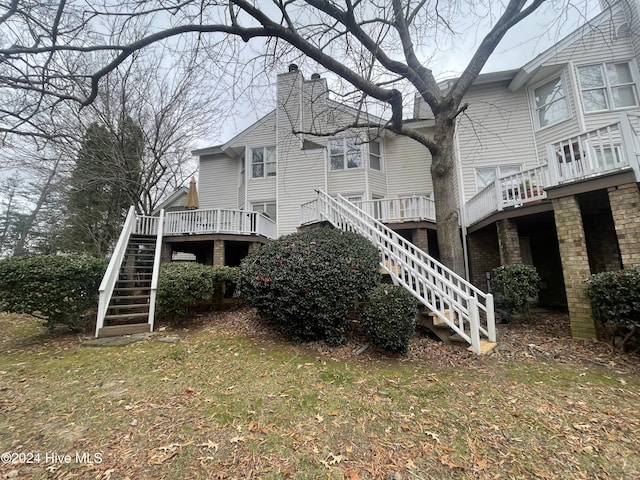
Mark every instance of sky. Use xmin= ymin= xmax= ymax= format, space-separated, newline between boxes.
xmin=208 ymin=0 xmax=603 ymax=147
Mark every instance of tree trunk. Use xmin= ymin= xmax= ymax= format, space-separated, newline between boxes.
xmin=431 ymin=113 xmax=465 ymax=276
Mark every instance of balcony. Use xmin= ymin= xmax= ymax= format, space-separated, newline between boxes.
xmin=465 ymin=113 xmax=640 ymax=226
xmin=301 ymin=194 xmax=435 ymax=226
xmin=140 ymin=209 xmax=277 ymax=239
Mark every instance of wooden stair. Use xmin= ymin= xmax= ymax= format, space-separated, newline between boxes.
xmin=97 ymin=234 xmax=156 ymax=338
xmin=417 ymin=309 xmax=497 ymax=354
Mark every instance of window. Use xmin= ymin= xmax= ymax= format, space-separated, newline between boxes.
xmin=533 ymin=77 xmax=569 ymax=128
xmin=369 ymin=140 xmax=382 ymax=171
xmin=578 ymin=62 xmax=638 ymax=112
xmin=252 ymin=202 xmax=276 ymax=221
xmin=251 ymin=146 xmax=276 ymax=178
xmin=475 ymin=165 xmax=522 ymax=192
xmin=328 ymin=137 xmax=362 ymax=170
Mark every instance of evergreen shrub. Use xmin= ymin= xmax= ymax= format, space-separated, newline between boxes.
xmin=157 ymin=263 xmax=238 ymax=322
xmin=586 ymin=267 xmax=640 ymax=350
xmin=238 ymin=228 xmax=381 ymax=346
xmin=490 ymin=264 xmax=540 ymax=319
xmin=0 ymin=255 xmax=106 ymax=331
xmin=361 ymin=285 xmax=417 ymax=354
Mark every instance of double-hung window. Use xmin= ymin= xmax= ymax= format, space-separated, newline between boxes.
xmin=533 ymin=77 xmax=569 ymax=128
xmin=251 ymin=146 xmax=276 ymax=178
xmin=252 ymin=201 xmax=276 ymax=221
xmin=369 ymin=140 xmax=382 ymax=171
xmin=329 ymin=137 xmax=362 ymax=170
xmin=577 ymin=62 xmax=638 ymax=112
xmin=475 ymin=165 xmax=522 ymax=192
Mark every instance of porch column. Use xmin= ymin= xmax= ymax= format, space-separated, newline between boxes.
xmin=412 ymin=228 xmax=429 ymax=253
xmin=552 ymin=196 xmax=596 ymax=339
xmin=496 ymin=219 xmax=521 ymax=265
xmin=161 ymin=242 xmax=173 ymax=263
xmin=213 ymin=240 xmax=226 ymax=266
xmin=608 ymin=183 xmax=640 ymax=268
xmin=248 ymin=242 xmax=262 ymax=254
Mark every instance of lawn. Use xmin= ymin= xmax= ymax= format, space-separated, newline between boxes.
xmin=0 ymin=308 xmax=638 ymax=480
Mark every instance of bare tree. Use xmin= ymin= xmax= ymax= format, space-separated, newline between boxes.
xmin=0 ymin=0 xmax=591 ymax=272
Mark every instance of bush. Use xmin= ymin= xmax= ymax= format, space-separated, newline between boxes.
xmin=490 ymin=264 xmax=540 ymax=319
xmin=157 ymin=263 xmax=238 ymax=322
xmin=238 ymin=228 xmax=381 ymax=346
xmin=586 ymin=267 xmax=640 ymax=351
xmin=361 ymin=285 xmax=417 ymax=354
xmin=0 ymin=255 xmax=106 ymax=331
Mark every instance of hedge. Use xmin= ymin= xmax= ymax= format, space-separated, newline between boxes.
xmin=0 ymin=255 xmax=106 ymax=331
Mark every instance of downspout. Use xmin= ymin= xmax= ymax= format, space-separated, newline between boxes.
xmin=454 ymin=118 xmax=471 ymax=281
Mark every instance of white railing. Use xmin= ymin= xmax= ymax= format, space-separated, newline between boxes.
xmin=136 ymin=215 xmax=159 ymax=236
xmin=466 ymin=165 xmax=550 ymax=225
xmin=309 ymin=190 xmax=495 ymax=354
xmin=96 ymin=206 xmax=137 ymax=337
xmin=354 ymin=195 xmax=435 ymax=223
xmin=163 ymin=209 xmax=277 ymax=239
xmin=466 ymin=114 xmax=640 ymax=226
xmin=466 ymin=182 xmax=500 ymax=226
xmin=547 ymin=117 xmax=638 ymax=184
xmin=300 ymin=199 xmax=321 ymax=225
xmin=148 ymin=209 xmax=165 ymax=332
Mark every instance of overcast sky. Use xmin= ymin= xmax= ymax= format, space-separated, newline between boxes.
xmin=210 ymin=0 xmax=602 ymax=147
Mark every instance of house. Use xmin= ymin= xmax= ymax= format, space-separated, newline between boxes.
xmin=96 ymin=0 xmax=640 ymax=349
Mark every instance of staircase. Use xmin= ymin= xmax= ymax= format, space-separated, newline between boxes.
xmin=304 ymin=191 xmax=496 ymax=354
xmin=96 ymin=207 xmax=164 ymax=338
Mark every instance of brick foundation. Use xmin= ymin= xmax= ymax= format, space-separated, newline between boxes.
xmin=467 ymin=228 xmax=500 ymax=290
xmin=497 ymin=219 xmax=522 ymax=265
xmin=413 ymin=228 xmax=429 ymax=253
xmin=213 ymin=240 xmax=225 ymax=266
xmin=608 ymin=182 xmax=640 ymax=268
xmin=552 ymin=196 xmax=596 ymax=339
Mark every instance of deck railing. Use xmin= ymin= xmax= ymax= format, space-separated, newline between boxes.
xmin=466 ymin=113 xmax=640 ymax=226
xmin=163 ymin=209 xmax=277 ymax=239
xmin=306 ymin=190 xmax=496 ymax=354
xmin=354 ymin=195 xmax=435 ymax=223
xmin=96 ymin=206 xmax=137 ymax=337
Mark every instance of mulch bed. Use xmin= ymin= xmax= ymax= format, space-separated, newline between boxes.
xmin=159 ymin=306 xmax=640 ymax=374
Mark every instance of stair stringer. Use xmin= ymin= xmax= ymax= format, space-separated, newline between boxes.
xmin=314 ymin=191 xmax=496 ymax=354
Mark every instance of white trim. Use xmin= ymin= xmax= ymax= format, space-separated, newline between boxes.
xmin=508 ymin=2 xmax=622 ymax=91
xmin=575 ymin=59 xmax=640 ymax=114
xmin=529 ymin=72 xmax=572 ymax=131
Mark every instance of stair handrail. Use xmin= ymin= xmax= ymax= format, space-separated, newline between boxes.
xmin=147 ymin=209 xmax=165 ymax=332
xmin=315 ymin=191 xmax=495 ymax=353
xmin=96 ymin=206 xmax=137 ymax=337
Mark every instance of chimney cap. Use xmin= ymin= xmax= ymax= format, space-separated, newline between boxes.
xmin=288 ymin=63 xmax=299 ymax=72
xmin=311 ymin=73 xmax=321 ymax=79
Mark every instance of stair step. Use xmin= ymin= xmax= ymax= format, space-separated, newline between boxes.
xmin=115 ymin=279 xmax=153 ymax=284
xmin=108 ymin=302 xmax=150 ymax=310
xmin=111 ymin=295 xmax=151 ymax=300
xmin=105 ymin=312 xmax=149 ymax=321
xmin=114 ymin=287 xmax=151 ymax=292
xmin=467 ymin=341 xmax=498 ymax=355
xmin=97 ymin=323 xmax=151 ymax=338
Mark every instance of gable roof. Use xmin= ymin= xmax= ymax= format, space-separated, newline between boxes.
xmin=507 ymin=1 xmax=622 ymax=91
xmin=192 ymin=110 xmax=276 ymax=157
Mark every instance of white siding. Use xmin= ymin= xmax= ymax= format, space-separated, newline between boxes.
xmin=456 ymin=81 xmax=538 ymax=200
xmin=384 ymin=132 xmax=432 ymax=197
xmin=198 ymin=155 xmax=240 ymax=209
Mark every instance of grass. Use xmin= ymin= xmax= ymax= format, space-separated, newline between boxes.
xmin=0 ymin=310 xmax=639 ymax=479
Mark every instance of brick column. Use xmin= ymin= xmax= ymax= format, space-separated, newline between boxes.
xmin=213 ymin=240 xmax=225 ymax=266
xmin=161 ymin=242 xmax=173 ymax=263
xmin=608 ymin=183 xmax=640 ymax=268
xmin=248 ymin=242 xmax=262 ymax=254
xmin=496 ymin=219 xmax=522 ymax=265
xmin=552 ymin=196 xmax=596 ymax=339
xmin=412 ymin=228 xmax=429 ymax=252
